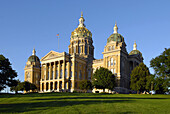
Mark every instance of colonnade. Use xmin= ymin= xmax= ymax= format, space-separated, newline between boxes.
xmin=40 ymin=60 xmax=73 ymax=92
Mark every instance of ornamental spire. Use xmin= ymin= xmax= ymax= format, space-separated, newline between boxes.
xmin=32 ymin=48 xmax=36 ymax=55
xmin=113 ymin=21 xmax=118 ymax=33
xmin=78 ymin=11 xmax=85 ymax=27
xmin=133 ymin=41 xmax=137 ymax=50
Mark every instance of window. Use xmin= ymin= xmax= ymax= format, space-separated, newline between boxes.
xmin=108 ymin=46 xmax=111 ymax=51
xmin=65 ymin=69 xmax=67 ymax=78
xmin=111 ymin=69 xmax=114 ymax=73
xmin=70 ymin=82 xmax=72 ymax=88
xmin=114 ymin=69 xmax=116 ymax=73
xmin=85 ymin=46 xmax=87 ymax=55
xmin=79 ymin=70 xmax=82 ymax=80
xmin=74 ymin=46 xmax=76 ymax=53
xmin=56 ymin=70 xmax=58 ymax=79
xmin=112 ymin=46 xmax=114 ymax=50
xmin=111 ymin=58 xmax=113 ymax=66
xmin=108 ymin=61 xmax=110 ymax=67
xmin=79 ymin=46 xmax=81 ymax=53
xmin=75 ymin=71 xmax=77 ymax=79
xmin=75 ymin=82 xmax=77 ymax=88
xmin=60 ymin=69 xmax=62 ymax=79
xmin=114 ymin=60 xmax=116 ymax=66
xmin=51 ymin=71 xmax=53 ymax=79
xmin=65 ymin=83 xmax=68 ymax=89
xmin=47 ymin=71 xmax=49 ymax=80
xmin=70 ymin=71 xmax=72 ymax=78
xmin=88 ymin=69 xmax=91 ymax=80
xmin=27 ymin=72 xmax=30 ymax=78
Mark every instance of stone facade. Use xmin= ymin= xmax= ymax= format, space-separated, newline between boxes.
xmin=24 ymin=13 xmax=143 ymax=93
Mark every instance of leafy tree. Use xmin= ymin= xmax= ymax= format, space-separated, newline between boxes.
xmin=18 ymin=81 xmax=37 ymax=92
xmin=10 ymin=79 xmax=21 ymax=94
xmin=79 ymin=80 xmax=92 ymax=92
xmin=92 ymin=67 xmax=116 ymax=92
xmin=0 ymin=55 xmax=17 ymax=91
xmin=150 ymin=48 xmax=170 ymax=92
xmin=146 ymin=74 xmax=155 ymax=91
xmin=130 ymin=63 xmax=150 ymax=93
xmin=30 ymin=83 xmax=37 ymax=91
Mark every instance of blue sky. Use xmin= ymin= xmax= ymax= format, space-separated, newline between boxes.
xmin=0 ymin=0 xmax=170 ymax=83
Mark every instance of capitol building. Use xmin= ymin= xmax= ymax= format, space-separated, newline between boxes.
xmin=24 ymin=13 xmax=143 ymax=93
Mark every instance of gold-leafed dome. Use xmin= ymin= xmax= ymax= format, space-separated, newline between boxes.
xmin=71 ymin=12 xmax=92 ymax=38
xmin=71 ymin=27 xmax=92 ymax=38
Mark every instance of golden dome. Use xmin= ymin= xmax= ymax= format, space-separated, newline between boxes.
xmin=71 ymin=12 xmax=92 ymax=38
xmin=71 ymin=27 xmax=92 ymax=38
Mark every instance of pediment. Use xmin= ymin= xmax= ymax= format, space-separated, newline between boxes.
xmin=40 ymin=51 xmax=63 ymax=61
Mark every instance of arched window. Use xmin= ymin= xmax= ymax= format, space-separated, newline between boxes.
xmin=108 ymin=61 xmax=110 ymax=67
xmin=74 ymin=46 xmax=76 ymax=53
xmin=108 ymin=46 xmax=111 ymax=51
xmin=114 ymin=60 xmax=116 ymax=66
xmin=111 ymin=69 xmax=113 ymax=73
xmin=85 ymin=46 xmax=87 ymax=55
xmin=75 ymin=71 xmax=77 ymax=79
xmin=65 ymin=69 xmax=67 ymax=78
xmin=88 ymin=69 xmax=91 ymax=80
xmin=112 ymin=46 xmax=114 ymax=50
xmin=79 ymin=46 xmax=81 ymax=53
xmin=111 ymin=58 xmax=113 ymax=66
xmin=79 ymin=70 xmax=82 ymax=80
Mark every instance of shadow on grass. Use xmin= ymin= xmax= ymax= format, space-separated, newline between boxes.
xmin=33 ymin=96 xmax=168 ymax=101
xmin=0 ymin=99 xmax=132 ymax=113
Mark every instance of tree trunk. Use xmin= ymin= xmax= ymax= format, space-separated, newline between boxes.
xmin=137 ymin=90 xmax=139 ymax=94
xmin=103 ymin=88 xmax=105 ymax=93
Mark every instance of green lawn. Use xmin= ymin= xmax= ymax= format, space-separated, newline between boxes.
xmin=0 ymin=92 xmax=169 ymax=114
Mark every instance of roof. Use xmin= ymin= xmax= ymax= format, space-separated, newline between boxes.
xmin=107 ymin=33 xmax=124 ymax=43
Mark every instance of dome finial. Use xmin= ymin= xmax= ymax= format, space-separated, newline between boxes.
xmin=113 ymin=21 xmax=118 ymax=33
xmin=32 ymin=48 xmax=36 ymax=55
xmin=133 ymin=41 xmax=137 ymax=50
xmin=78 ymin=12 xmax=85 ymax=27
xmin=81 ymin=11 xmax=83 ymax=17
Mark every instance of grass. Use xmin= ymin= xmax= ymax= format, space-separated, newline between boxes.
xmin=0 ymin=92 xmax=170 ymax=114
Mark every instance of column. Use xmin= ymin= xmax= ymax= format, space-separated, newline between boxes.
xmin=58 ymin=61 xmax=61 ymax=91
xmin=49 ymin=63 xmax=51 ymax=80
xmin=62 ymin=60 xmax=66 ymax=89
xmin=53 ymin=81 xmax=55 ymax=90
xmin=58 ymin=61 xmax=61 ymax=79
xmin=72 ymin=56 xmax=75 ymax=90
xmin=40 ymin=82 xmax=42 ymax=91
xmin=82 ymin=45 xmax=85 ymax=54
xmin=45 ymin=64 xmax=48 ymax=81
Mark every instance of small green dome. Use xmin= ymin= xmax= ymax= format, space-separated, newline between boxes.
xmin=129 ymin=50 xmax=143 ymax=58
xmin=28 ymin=55 xmax=40 ymax=62
xmin=107 ymin=33 xmax=124 ymax=43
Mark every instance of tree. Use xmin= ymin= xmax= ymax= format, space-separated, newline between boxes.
xmin=79 ymin=80 xmax=92 ymax=92
xmin=150 ymin=48 xmax=170 ymax=92
xmin=16 ymin=81 xmax=37 ymax=92
xmin=0 ymin=55 xmax=17 ymax=91
xmin=92 ymin=67 xmax=116 ymax=92
xmin=150 ymin=48 xmax=170 ymax=78
xmin=130 ymin=63 xmax=150 ymax=93
xmin=10 ymin=79 xmax=21 ymax=94
xmin=30 ymin=83 xmax=37 ymax=91
xmin=146 ymin=74 xmax=155 ymax=91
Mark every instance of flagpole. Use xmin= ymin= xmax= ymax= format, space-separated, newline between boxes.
xmin=56 ymin=33 xmax=59 ymax=52
xmin=58 ymin=35 xmax=59 ymax=52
